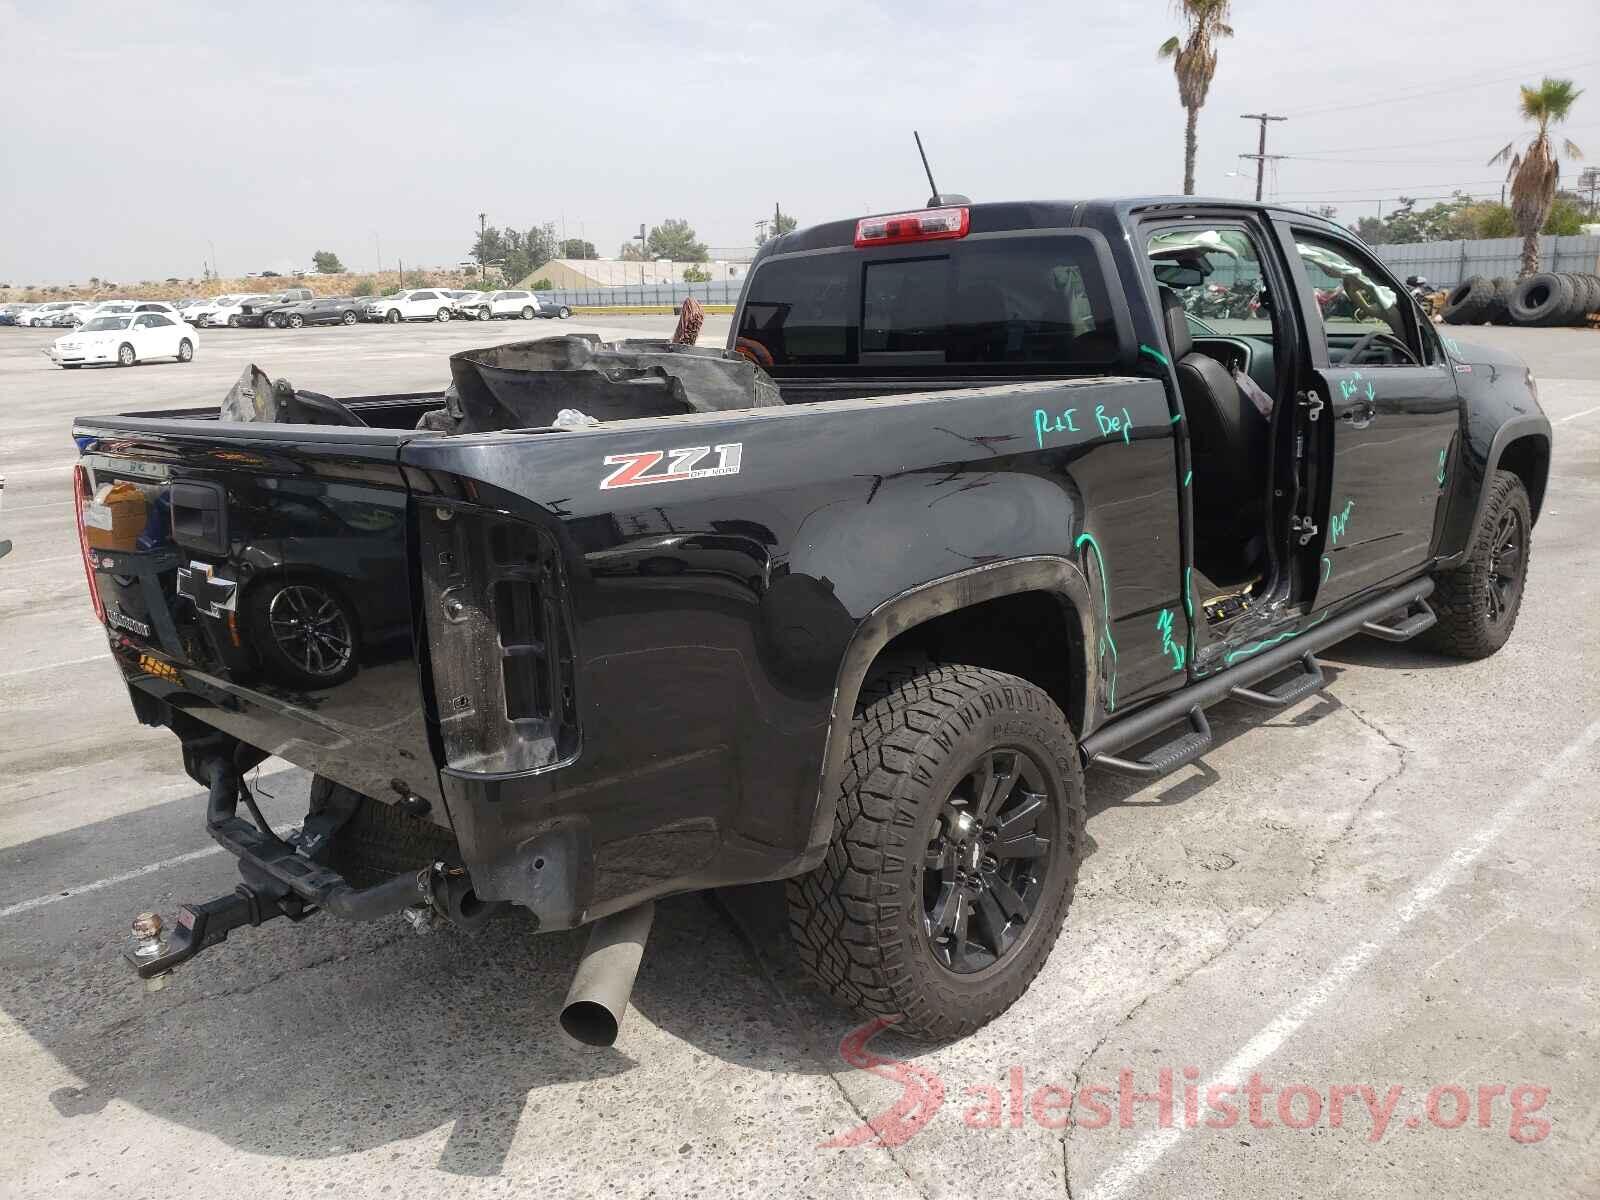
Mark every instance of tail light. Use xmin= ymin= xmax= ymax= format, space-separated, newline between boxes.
xmin=72 ymin=463 xmax=106 ymax=623
xmin=854 ymin=206 xmax=969 ymax=248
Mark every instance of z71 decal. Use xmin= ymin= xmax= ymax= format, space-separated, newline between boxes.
xmin=599 ymin=443 xmax=744 ymax=490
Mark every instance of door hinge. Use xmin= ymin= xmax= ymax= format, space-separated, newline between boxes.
xmin=1290 ymin=515 xmax=1319 ymax=546
xmin=1297 ymin=391 xmax=1324 ymax=421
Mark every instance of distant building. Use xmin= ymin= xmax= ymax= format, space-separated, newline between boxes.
xmin=517 ymin=253 xmax=756 ymax=290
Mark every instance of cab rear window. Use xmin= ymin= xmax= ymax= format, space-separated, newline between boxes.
xmin=737 ymin=234 xmax=1121 ymax=372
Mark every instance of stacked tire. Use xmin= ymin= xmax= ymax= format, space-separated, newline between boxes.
xmin=1507 ymin=272 xmax=1600 ymax=327
xmin=1443 ymin=271 xmax=1600 ymax=327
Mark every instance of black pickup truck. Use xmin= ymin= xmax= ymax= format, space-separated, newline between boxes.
xmin=71 ymin=198 xmax=1549 ymax=1045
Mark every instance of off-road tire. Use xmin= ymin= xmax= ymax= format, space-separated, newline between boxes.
xmin=786 ymin=661 xmax=1085 ymax=1041
xmin=1442 ymin=275 xmax=1493 ymax=325
xmin=312 ymin=775 xmax=457 ymax=888
xmin=1421 ymin=470 xmax=1532 ymax=659
xmin=1509 ymin=273 xmax=1575 ymax=326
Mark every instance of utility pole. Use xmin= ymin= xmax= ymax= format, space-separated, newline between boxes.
xmin=1239 ymin=113 xmax=1287 ymax=202
xmin=1580 ymin=166 xmax=1600 ymax=218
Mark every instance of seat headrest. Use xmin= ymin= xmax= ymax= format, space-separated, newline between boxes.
xmin=1159 ymin=286 xmax=1193 ymax=362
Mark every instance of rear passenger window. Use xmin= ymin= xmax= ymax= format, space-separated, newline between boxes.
xmin=739 ymin=235 xmax=1119 ymax=371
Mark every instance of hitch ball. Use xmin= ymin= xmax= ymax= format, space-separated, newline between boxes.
xmin=129 ymin=912 xmax=169 ymax=992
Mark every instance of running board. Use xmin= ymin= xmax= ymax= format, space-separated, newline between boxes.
xmin=1360 ymin=597 xmax=1437 ymax=642
xmin=1093 ymin=708 xmax=1212 ymax=777
xmin=1228 ymin=651 xmax=1324 ymax=709
xmin=1082 ymin=577 xmax=1434 ymax=780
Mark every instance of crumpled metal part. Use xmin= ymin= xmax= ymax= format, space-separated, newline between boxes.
xmin=438 ymin=334 xmax=782 ymax=434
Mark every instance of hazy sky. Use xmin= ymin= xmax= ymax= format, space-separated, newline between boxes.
xmin=4 ymin=0 xmax=1598 ymax=284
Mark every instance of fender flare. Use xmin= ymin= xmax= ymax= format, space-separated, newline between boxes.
xmin=800 ymin=555 xmax=1099 ymax=864
xmin=1438 ymin=414 xmax=1551 ymax=569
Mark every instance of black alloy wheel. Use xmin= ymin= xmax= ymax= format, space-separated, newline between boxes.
xmin=921 ymin=747 xmax=1057 ymax=974
xmin=1485 ymin=504 xmax=1526 ymax=626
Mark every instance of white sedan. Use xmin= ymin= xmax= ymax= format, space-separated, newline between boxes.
xmin=50 ymin=313 xmax=199 ymax=368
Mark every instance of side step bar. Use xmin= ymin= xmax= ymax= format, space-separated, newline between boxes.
xmin=1083 ymin=578 xmax=1434 ymax=779
xmin=1360 ymin=597 xmax=1437 ymax=642
xmin=1228 ymin=651 xmax=1324 ymax=710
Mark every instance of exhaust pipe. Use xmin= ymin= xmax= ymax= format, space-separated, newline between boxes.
xmin=559 ymin=901 xmax=654 ymax=1047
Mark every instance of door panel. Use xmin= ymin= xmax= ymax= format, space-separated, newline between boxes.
xmin=1311 ymin=361 xmax=1458 ymax=605
xmin=1275 ymin=224 xmax=1462 ymax=607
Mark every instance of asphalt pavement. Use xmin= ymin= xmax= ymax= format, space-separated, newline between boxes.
xmin=1 ymin=316 xmax=1595 ymax=1199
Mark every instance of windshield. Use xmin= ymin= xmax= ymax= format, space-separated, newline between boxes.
xmin=82 ymin=316 xmax=132 ymax=331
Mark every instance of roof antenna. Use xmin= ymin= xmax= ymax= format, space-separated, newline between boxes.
xmin=914 ymin=131 xmax=970 ymax=207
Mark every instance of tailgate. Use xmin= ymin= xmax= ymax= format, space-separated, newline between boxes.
xmin=72 ymin=419 xmax=441 ymax=807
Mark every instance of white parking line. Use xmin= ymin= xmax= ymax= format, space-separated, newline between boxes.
xmin=1084 ymin=716 xmax=1600 ymax=1200
xmin=0 ymin=653 xmax=111 ymax=680
xmin=1555 ymin=404 xmax=1600 ymax=424
xmin=0 ymin=843 xmax=224 ymax=920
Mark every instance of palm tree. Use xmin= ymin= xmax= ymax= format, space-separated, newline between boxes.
xmin=1489 ymin=78 xmax=1584 ymax=277
xmin=1158 ymin=0 xmax=1233 ymax=196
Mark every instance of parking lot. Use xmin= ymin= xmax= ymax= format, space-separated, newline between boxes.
xmin=1 ymin=318 xmax=1597 ymax=1199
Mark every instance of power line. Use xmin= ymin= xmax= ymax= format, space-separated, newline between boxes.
xmin=1288 ymin=124 xmax=1600 ymax=157
xmin=1271 ymin=178 xmax=1507 ymax=197
xmin=1280 ymin=55 xmax=1600 ymax=119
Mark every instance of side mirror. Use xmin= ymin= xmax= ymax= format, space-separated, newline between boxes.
xmin=1404 ymin=275 xmax=1421 ymax=287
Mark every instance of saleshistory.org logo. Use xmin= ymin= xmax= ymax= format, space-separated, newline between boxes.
xmin=822 ymin=1019 xmax=1552 ymax=1148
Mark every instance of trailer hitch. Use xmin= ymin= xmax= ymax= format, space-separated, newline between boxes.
xmin=123 ymin=885 xmax=315 ymax=981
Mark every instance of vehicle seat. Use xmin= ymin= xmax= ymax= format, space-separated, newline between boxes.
xmin=1159 ymin=287 xmax=1270 ymax=563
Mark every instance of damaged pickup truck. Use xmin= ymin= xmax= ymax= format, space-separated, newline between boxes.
xmin=72 ymin=198 xmax=1549 ymax=1045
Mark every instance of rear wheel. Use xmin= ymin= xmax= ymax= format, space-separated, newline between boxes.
xmin=227 ymin=315 xmax=239 ymax=328
xmin=1422 ymin=470 xmax=1532 ymax=659
xmin=341 ymin=309 xmax=357 ymax=325
xmin=117 ymin=343 xmax=136 ymax=367
xmin=558 ymin=305 xmax=571 ymax=319
xmin=177 ymin=338 xmax=193 ymax=363
xmin=520 ymin=306 xmax=535 ymax=320
xmin=787 ymin=662 xmax=1083 ymax=1040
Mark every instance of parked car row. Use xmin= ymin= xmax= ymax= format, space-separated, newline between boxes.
xmin=364 ymin=288 xmax=571 ymax=322
xmin=3 ymin=287 xmax=575 ymax=335
xmin=1 ymin=299 xmax=183 ymax=327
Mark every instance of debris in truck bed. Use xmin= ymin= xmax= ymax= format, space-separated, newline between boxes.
xmin=671 ymin=296 xmax=705 ymax=346
xmin=218 ymin=364 xmax=366 ymax=427
xmin=439 ymin=334 xmax=781 ymax=434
